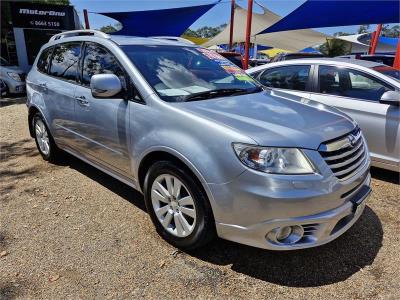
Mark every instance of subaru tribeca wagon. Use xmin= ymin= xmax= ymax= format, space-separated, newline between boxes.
xmin=26 ymin=30 xmax=371 ymax=250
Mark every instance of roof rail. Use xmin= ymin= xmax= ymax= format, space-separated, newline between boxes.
xmin=49 ymin=30 xmax=110 ymax=42
xmin=150 ymin=36 xmax=195 ymax=45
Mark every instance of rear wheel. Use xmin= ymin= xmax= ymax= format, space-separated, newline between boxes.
xmin=33 ymin=113 xmax=62 ymax=162
xmin=144 ymin=161 xmax=215 ymax=250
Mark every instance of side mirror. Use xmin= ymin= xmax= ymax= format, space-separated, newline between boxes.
xmin=380 ymin=90 xmax=400 ymax=106
xmin=90 ymin=74 xmax=122 ymax=98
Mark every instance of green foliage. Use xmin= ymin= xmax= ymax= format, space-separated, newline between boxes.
xmin=333 ymin=32 xmax=351 ymax=37
xmin=184 ymin=24 xmax=227 ymax=38
xmin=319 ymin=39 xmax=351 ymax=57
xmin=357 ymin=24 xmax=370 ymax=34
xmin=381 ymin=24 xmax=399 ymax=38
xmin=99 ymin=25 xmax=118 ymax=34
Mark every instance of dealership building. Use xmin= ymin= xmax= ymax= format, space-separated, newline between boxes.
xmin=1 ymin=1 xmax=82 ymax=72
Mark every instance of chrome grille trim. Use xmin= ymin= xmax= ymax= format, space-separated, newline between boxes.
xmin=322 ymin=138 xmax=363 ymax=161
xmin=319 ymin=127 xmax=368 ymax=181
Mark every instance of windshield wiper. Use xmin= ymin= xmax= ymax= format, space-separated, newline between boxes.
xmin=184 ymin=87 xmax=262 ymax=102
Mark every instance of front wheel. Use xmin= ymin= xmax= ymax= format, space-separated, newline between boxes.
xmin=144 ymin=161 xmax=215 ymax=250
xmin=33 ymin=112 xmax=62 ymax=163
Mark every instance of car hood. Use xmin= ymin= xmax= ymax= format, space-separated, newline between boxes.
xmin=177 ymin=90 xmax=356 ymax=150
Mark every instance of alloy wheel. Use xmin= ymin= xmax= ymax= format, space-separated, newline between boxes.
xmin=151 ymin=174 xmax=197 ymax=237
xmin=35 ymin=119 xmax=50 ymax=156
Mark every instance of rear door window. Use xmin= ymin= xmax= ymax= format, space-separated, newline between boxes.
xmin=37 ymin=46 xmax=53 ymax=73
xmin=49 ymin=42 xmax=81 ymax=82
xmin=259 ymin=65 xmax=311 ymax=91
xmin=318 ymin=65 xmax=394 ymax=101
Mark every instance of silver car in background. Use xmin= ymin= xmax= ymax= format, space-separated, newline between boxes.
xmin=0 ymin=57 xmax=26 ymax=95
xmin=26 ymin=30 xmax=371 ymax=251
xmin=247 ymin=58 xmax=400 ymax=172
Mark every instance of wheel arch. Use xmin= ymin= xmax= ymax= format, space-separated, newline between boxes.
xmin=28 ymin=106 xmax=40 ymax=137
xmin=137 ymin=148 xmax=216 ymax=211
xmin=28 ymin=105 xmax=53 ymax=138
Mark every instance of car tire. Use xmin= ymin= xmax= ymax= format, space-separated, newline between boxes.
xmin=144 ymin=160 xmax=216 ymax=250
xmin=32 ymin=112 xmax=62 ymax=163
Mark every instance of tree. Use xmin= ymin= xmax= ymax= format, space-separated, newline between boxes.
xmin=319 ymin=38 xmax=351 ymax=57
xmin=381 ymin=24 xmax=399 ymax=38
xmin=333 ymin=32 xmax=351 ymax=37
xmin=183 ymin=24 xmax=227 ymax=38
xmin=357 ymin=24 xmax=370 ymax=34
xmin=99 ymin=25 xmax=118 ymax=34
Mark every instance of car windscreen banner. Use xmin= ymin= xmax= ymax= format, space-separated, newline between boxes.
xmin=10 ymin=2 xmax=76 ymax=30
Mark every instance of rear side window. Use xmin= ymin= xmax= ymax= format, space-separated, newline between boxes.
xmin=259 ymin=65 xmax=311 ymax=91
xmin=318 ymin=65 xmax=394 ymax=101
xmin=37 ymin=47 xmax=53 ymax=73
xmin=49 ymin=42 xmax=81 ymax=82
xmin=81 ymin=43 xmax=126 ymax=89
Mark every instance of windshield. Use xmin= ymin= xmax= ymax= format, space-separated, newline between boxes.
xmin=372 ymin=66 xmax=400 ymax=81
xmin=0 ymin=57 xmax=12 ymax=66
xmin=121 ymin=45 xmax=261 ymax=102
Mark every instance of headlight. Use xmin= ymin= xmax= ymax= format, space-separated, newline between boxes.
xmin=232 ymin=143 xmax=316 ymax=174
xmin=7 ymin=72 xmax=22 ymax=82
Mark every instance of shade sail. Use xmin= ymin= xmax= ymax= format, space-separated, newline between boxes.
xmin=202 ymin=6 xmax=328 ymax=52
xmin=260 ymin=0 xmax=400 ymax=34
xmin=99 ymin=2 xmax=218 ymax=36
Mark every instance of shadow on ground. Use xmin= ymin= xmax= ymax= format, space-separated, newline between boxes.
xmin=0 ymin=95 xmax=26 ymax=107
xmin=56 ymin=153 xmax=146 ymax=212
xmin=370 ymin=167 xmax=399 ymax=184
xmin=189 ymin=206 xmax=382 ymax=287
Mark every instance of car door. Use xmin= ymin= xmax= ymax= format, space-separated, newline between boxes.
xmin=73 ymin=42 xmax=132 ymax=176
xmin=45 ymin=42 xmax=81 ymax=146
xmin=256 ymin=64 xmax=312 ymax=98
xmin=310 ymin=65 xmax=399 ymax=169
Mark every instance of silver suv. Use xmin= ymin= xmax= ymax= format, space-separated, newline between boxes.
xmin=26 ymin=30 xmax=371 ymax=250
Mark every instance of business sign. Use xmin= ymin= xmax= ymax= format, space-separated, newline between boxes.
xmin=10 ymin=2 xmax=76 ymax=30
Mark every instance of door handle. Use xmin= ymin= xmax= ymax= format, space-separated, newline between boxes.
xmin=38 ymin=82 xmax=47 ymax=90
xmin=75 ymin=95 xmax=89 ymax=106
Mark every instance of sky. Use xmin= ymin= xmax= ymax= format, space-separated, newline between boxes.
xmin=69 ymin=0 xmax=386 ymax=36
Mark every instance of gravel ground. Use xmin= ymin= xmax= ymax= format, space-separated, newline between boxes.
xmin=1 ymin=97 xmax=399 ymax=299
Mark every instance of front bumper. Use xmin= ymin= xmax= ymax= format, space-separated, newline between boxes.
xmin=216 ymin=176 xmax=370 ymax=250
xmin=210 ymin=150 xmax=371 ymax=250
xmin=2 ymin=78 xmax=26 ymax=94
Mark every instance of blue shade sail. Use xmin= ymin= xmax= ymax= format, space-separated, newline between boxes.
xmin=259 ymin=0 xmax=400 ymax=34
xmin=98 ymin=2 xmax=218 ymax=36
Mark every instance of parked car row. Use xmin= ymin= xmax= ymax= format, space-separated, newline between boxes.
xmin=27 ymin=30 xmax=372 ymax=252
xmin=247 ymin=58 xmax=400 ymax=172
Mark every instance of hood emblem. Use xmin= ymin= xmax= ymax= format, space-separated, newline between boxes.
xmin=347 ymin=134 xmax=357 ymax=147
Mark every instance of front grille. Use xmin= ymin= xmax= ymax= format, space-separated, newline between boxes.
xmin=319 ymin=127 xmax=368 ymax=181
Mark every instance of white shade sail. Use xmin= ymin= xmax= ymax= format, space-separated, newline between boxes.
xmin=202 ymin=6 xmax=328 ymax=52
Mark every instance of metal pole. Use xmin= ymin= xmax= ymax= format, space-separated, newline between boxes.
xmin=369 ymin=24 xmax=382 ymax=55
xmin=253 ymin=35 xmax=258 ymax=59
xmin=244 ymin=0 xmax=253 ymax=69
xmin=229 ymin=0 xmax=235 ymax=51
xmin=83 ymin=9 xmax=90 ymax=29
xmin=393 ymin=38 xmax=400 ymax=70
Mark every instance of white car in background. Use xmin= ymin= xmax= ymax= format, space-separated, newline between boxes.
xmin=0 ymin=57 xmax=26 ymax=95
xmin=247 ymin=58 xmax=400 ymax=172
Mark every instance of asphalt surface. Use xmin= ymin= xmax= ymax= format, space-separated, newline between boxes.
xmin=1 ymin=97 xmax=399 ymax=299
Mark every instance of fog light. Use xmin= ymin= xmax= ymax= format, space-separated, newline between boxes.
xmin=266 ymin=225 xmax=304 ymax=245
xmin=276 ymin=226 xmax=292 ymax=241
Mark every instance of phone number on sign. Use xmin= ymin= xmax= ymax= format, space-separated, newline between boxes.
xmin=29 ymin=20 xmax=60 ymax=27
